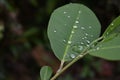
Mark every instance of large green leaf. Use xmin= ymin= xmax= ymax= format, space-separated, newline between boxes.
xmin=40 ymin=66 xmax=53 ymax=80
xmin=89 ymin=34 xmax=120 ymax=60
xmin=48 ymin=3 xmax=101 ymax=61
xmin=103 ymin=16 xmax=120 ymax=37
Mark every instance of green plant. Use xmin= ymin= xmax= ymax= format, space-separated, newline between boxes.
xmin=40 ymin=3 xmax=120 ymax=80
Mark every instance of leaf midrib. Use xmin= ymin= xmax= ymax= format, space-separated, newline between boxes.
xmin=43 ymin=67 xmax=48 ymax=80
xmin=62 ymin=8 xmax=81 ymax=62
xmin=89 ymin=45 xmax=120 ymax=53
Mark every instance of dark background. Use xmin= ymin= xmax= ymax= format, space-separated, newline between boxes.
xmin=0 ymin=0 xmax=120 ymax=80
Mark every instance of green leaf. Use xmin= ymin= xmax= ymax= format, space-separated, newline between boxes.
xmin=48 ymin=3 xmax=101 ymax=61
xmin=89 ymin=34 xmax=120 ymax=60
xmin=103 ymin=16 xmax=120 ymax=38
xmin=40 ymin=66 xmax=53 ymax=80
xmin=89 ymin=16 xmax=120 ymax=60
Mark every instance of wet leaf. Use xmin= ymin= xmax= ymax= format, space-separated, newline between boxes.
xmin=48 ymin=3 xmax=101 ymax=61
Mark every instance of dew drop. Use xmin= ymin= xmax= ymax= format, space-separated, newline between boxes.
xmin=86 ymin=45 xmax=89 ymax=47
xmin=78 ymin=10 xmax=81 ymax=14
xmin=96 ymin=47 xmax=99 ymax=50
xmin=68 ymin=16 xmax=70 ymax=18
xmin=81 ymin=42 xmax=84 ymax=44
xmin=73 ymin=25 xmax=78 ymax=28
xmin=71 ymin=31 xmax=74 ymax=33
xmin=63 ymin=11 xmax=67 ymax=14
xmin=85 ymin=33 xmax=88 ymax=36
xmin=86 ymin=40 xmax=90 ymax=44
xmin=111 ymin=23 xmax=114 ymax=26
xmin=78 ymin=46 xmax=83 ymax=50
xmin=63 ymin=40 xmax=66 ymax=42
xmin=70 ymin=54 xmax=75 ymax=58
xmin=54 ymin=30 xmax=56 ymax=32
xmin=75 ymin=21 xmax=79 ymax=23
xmin=89 ymin=26 xmax=92 ymax=28
xmin=82 ymin=38 xmax=84 ymax=40
xmin=81 ymin=27 xmax=85 ymax=29
xmin=68 ymin=41 xmax=72 ymax=44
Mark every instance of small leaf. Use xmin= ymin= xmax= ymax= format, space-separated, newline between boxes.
xmin=40 ymin=66 xmax=53 ymax=80
xmin=48 ymin=3 xmax=101 ymax=62
xmin=89 ymin=34 xmax=120 ymax=60
xmin=103 ymin=16 xmax=120 ymax=37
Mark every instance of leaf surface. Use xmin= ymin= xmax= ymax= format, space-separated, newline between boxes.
xmin=89 ymin=34 xmax=120 ymax=60
xmin=48 ymin=3 xmax=101 ymax=61
xmin=40 ymin=66 xmax=53 ymax=80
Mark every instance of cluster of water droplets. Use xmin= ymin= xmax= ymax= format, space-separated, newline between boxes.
xmin=68 ymin=41 xmax=88 ymax=59
xmin=54 ymin=10 xmax=96 ymax=60
xmin=92 ymin=44 xmax=102 ymax=51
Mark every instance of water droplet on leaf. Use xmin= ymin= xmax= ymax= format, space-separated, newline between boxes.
xmin=75 ymin=21 xmax=79 ymax=23
xmin=63 ymin=40 xmax=66 ymax=42
xmin=81 ymin=27 xmax=85 ymax=29
xmin=86 ymin=40 xmax=90 ymax=44
xmin=85 ymin=33 xmax=88 ymax=36
xmin=111 ymin=23 xmax=114 ymax=26
xmin=72 ymin=31 xmax=74 ymax=33
xmin=86 ymin=45 xmax=89 ymax=47
xmin=68 ymin=41 xmax=72 ymax=44
xmin=81 ymin=42 xmax=84 ymax=44
xmin=82 ymin=38 xmax=84 ymax=39
xmin=70 ymin=54 xmax=75 ymax=58
xmin=78 ymin=11 xmax=81 ymax=13
xmin=68 ymin=16 xmax=70 ymax=18
xmin=96 ymin=47 xmax=99 ymax=50
xmin=78 ymin=46 xmax=83 ymax=50
xmin=89 ymin=26 xmax=92 ymax=28
xmin=73 ymin=25 xmax=78 ymax=28
xmin=63 ymin=11 xmax=67 ymax=14
xmin=54 ymin=30 xmax=56 ymax=32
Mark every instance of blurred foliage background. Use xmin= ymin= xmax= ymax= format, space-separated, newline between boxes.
xmin=0 ymin=0 xmax=120 ymax=80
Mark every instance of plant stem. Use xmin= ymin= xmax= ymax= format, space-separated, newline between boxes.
xmin=56 ymin=60 xmax=64 ymax=73
xmin=50 ymin=36 xmax=103 ymax=80
xmin=50 ymin=52 xmax=86 ymax=80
